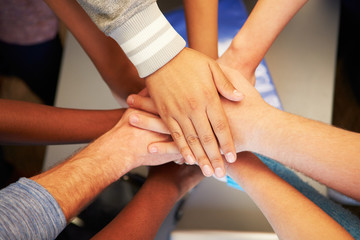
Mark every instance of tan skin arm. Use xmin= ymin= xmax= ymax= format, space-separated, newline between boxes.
xmin=183 ymin=0 xmax=219 ymax=59
xmin=92 ymin=163 xmax=203 ymax=240
xmin=43 ymin=0 xmax=144 ymax=100
xmin=218 ymin=0 xmax=308 ymax=84
xmin=31 ymin=108 xmax=182 ymax=221
xmin=0 ymin=99 xmax=124 ymax=145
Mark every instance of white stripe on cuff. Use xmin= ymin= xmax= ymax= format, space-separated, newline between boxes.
xmin=120 ymin=15 xmax=168 ymax=54
xmin=128 ymin=27 xmax=178 ymax=66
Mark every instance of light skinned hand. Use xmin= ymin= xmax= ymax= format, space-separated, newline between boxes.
xmin=142 ymin=48 xmax=243 ymax=178
xmin=127 ymin=65 xmax=265 ymax=158
xmin=83 ymin=108 xmax=183 ymax=170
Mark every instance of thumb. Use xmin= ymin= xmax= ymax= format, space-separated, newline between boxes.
xmin=210 ymin=63 xmax=244 ymax=101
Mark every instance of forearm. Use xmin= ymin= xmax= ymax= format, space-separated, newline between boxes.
xmin=0 ymin=99 xmax=124 ymax=144
xmin=31 ymin=135 xmax=134 ymax=221
xmin=227 ymin=152 xmax=354 ymax=240
xmin=92 ymin=175 xmax=180 ymax=240
xmin=92 ymin=163 xmax=203 ymax=240
xmin=43 ymin=0 xmax=144 ymax=99
xmin=232 ymin=104 xmax=360 ymax=200
xmin=183 ymin=0 xmax=219 ymax=58
xmin=224 ymin=0 xmax=307 ymax=77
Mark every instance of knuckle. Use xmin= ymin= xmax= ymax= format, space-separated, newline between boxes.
xmin=222 ymin=80 xmax=232 ymax=90
xmin=186 ymin=134 xmax=199 ymax=145
xmin=179 ymin=147 xmax=189 ymax=154
xmin=201 ymin=134 xmax=216 ymax=145
xmin=187 ymin=97 xmax=199 ymax=111
xmin=213 ymin=119 xmax=227 ymax=132
xmin=209 ymin=157 xmax=222 ymax=165
xmin=172 ymin=131 xmax=182 ymax=140
xmin=197 ymin=156 xmax=209 ymax=166
xmin=220 ymin=142 xmax=233 ymax=152
xmin=202 ymin=88 xmax=213 ymax=99
xmin=159 ymin=105 xmax=169 ymax=115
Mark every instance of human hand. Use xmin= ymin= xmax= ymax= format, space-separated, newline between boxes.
xmin=217 ymin=46 xmax=256 ymax=86
xmin=147 ymin=162 xmax=204 ymax=200
xmin=76 ymin=108 xmax=183 ymax=177
xmin=144 ymin=48 xmax=243 ymax=178
xmin=128 ymin=65 xmax=269 ymax=155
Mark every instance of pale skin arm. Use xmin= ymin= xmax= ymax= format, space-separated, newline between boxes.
xmin=183 ymin=0 xmax=219 ymax=59
xmin=0 ymin=99 xmax=124 ymax=144
xmin=43 ymin=0 xmax=144 ymax=100
xmin=218 ymin=0 xmax=308 ymax=84
xmin=226 ymin=152 xmax=354 ymax=240
xmin=92 ymin=163 xmax=203 ymax=240
xmin=31 ymin=108 xmax=182 ymax=221
xmin=126 ymin=66 xmax=360 ymax=201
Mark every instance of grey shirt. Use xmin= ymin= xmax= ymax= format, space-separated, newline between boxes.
xmin=0 ymin=178 xmax=66 ymax=240
xmin=76 ymin=0 xmax=186 ymax=77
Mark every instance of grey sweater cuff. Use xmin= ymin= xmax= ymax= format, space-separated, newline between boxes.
xmin=0 ymin=178 xmax=66 ymax=239
xmin=110 ymin=2 xmax=186 ymax=78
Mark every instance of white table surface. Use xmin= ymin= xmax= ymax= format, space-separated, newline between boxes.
xmin=45 ymin=0 xmax=340 ymax=233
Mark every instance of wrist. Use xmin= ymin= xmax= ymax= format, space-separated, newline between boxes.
xmin=77 ymin=128 xmax=137 ymax=181
xmin=228 ymin=102 xmax=274 ymax=153
xmin=226 ymin=34 xmax=260 ymax=78
xmin=109 ymin=2 xmax=186 ymax=78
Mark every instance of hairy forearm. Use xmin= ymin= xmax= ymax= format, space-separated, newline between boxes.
xmin=227 ymin=152 xmax=354 ymax=240
xmin=184 ymin=0 xmax=219 ymax=58
xmin=232 ymin=104 xmax=360 ymax=200
xmin=31 ymin=132 xmax=134 ymax=221
xmin=0 ymin=99 xmax=124 ymax=144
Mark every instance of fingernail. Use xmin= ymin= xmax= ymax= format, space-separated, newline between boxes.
xmin=202 ymin=165 xmax=213 ymax=177
xmin=233 ymin=90 xmax=244 ymax=99
xmin=129 ymin=114 xmax=139 ymax=124
xmin=149 ymin=146 xmax=158 ymax=153
xmin=225 ymin=152 xmax=236 ymax=163
xmin=127 ymin=96 xmax=134 ymax=106
xmin=174 ymin=159 xmax=182 ymax=165
xmin=215 ymin=167 xmax=225 ymax=178
xmin=185 ymin=155 xmax=195 ymax=165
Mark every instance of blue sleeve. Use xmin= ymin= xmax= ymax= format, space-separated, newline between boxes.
xmin=0 ymin=178 xmax=66 ymax=240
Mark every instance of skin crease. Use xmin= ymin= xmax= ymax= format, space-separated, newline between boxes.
xmin=145 ymin=47 xmax=243 ymax=178
xmin=44 ymin=0 xmax=243 ymax=178
xmin=31 ymin=108 xmax=182 ymax=221
xmin=125 ymin=78 xmax=357 ymax=239
xmin=127 ymin=65 xmax=360 ymax=202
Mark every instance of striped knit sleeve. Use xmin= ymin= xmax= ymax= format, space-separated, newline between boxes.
xmin=0 ymin=178 xmax=66 ymax=240
xmin=109 ymin=2 xmax=186 ymax=77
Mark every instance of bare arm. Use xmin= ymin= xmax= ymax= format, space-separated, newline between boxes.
xmin=0 ymin=99 xmax=124 ymax=144
xmin=43 ymin=0 xmax=144 ymax=99
xmin=92 ymin=163 xmax=203 ymax=240
xmin=220 ymin=66 xmax=360 ymax=201
xmin=126 ymin=66 xmax=360 ymax=201
xmin=31 ymin=108 xmax=182 ymax=221
xmin=226 ymin=152 xmax=354 ymax=240
xmin=45 ymin=0 xmax=243 ymax=177
xmin=183 ymin=0 xmax=219 ymax=58
xmin=218 ymin=0 xmax=308 ymax=83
